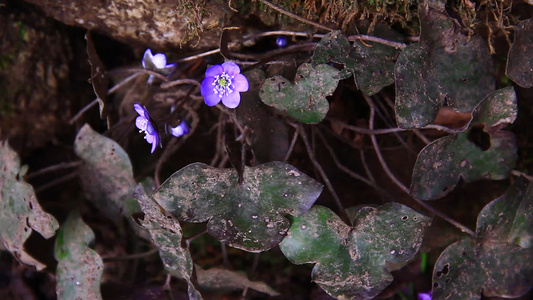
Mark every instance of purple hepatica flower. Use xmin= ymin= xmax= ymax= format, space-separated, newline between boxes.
xmin=168 ymin=119 xmax=189 ymax=137
xmin=134 ymin=103 xmax=160 ymax=153
xmin=418 ymin=292 xmax=432 ymax=300
xmin=142 ymin=49 xmax=177 ymax=84
xmin=200 ymin=62 xmax=249 ymax=109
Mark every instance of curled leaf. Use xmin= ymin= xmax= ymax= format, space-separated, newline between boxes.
xmin=0 ymin=141 xmax=59 ymax=270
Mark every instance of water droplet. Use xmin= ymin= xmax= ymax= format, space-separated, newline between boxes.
xmin=390 ymin=249 xmax=396 ymax=255
xmin=300 ymin=224 xmax=307 ymax=230
xmin=252 ymin=215 xmax=258 ymax=219
xmin=76 ymin=281 xmax=80 ymax=286
xmin=283 ymin=193 xmax=289 ymax=197
xmin=398 ymin=249 xmax=405 ymax=255
xmin=237 ymin=203 xmax=242 ymax=208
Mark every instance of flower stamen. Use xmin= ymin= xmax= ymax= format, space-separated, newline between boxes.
xmin=212 ymin=72 xmax=234 ymax=98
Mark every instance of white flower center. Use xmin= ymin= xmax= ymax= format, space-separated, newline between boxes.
xmin=212 ymin=72 xmax=234 ymax=98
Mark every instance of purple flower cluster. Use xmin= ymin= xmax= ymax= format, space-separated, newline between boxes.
xmin=200 ymin=62 xmax=249 ymax=109
xmin=134 ymin=103 xmax=190 ymax=153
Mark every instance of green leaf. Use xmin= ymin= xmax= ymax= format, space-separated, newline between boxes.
xmin=506 ymin=18 xmax=533 ymax=88
xmin=132 ymin=185 xmax=202 ymax=300
xmin=259 ymin=63 xmax=339 ymax=123
xmin=394 ymin=1 xmax=494 ymax=128
xmin=151 ymin=162 xmax=323 ymax=252
xmin=312 ymin=28 xmax=402 ymax=95
xmin=54 ymin=211 xmax=103 ymax=300
xmin=74 ymin=124 xmax=140 ymax=224
xmin=0 ymin=141 xmax=59 ymax=271
xmin=196 ymin=266 xmax=279 ymax=296
xmin=410 ymin=87 xmax=517 ymax=200
xmin=432 ymin=179 xmax=533 ymax=299
xmin=280 ymin=204 xmax=431 ymax=299
xmin=477 ymin=177 xmax=533 ymax=248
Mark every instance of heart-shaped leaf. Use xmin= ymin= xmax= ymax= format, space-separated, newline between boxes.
xmin=133 ymin=185 xmax=202 ymax=300
xmin=150 ymin=162 xmax=323 ymax=252
xmin=432 ymin=178 xmax=533 ymax=299
xmin=506 ymin=18 xmax=533 ymax=88
xmin=259 ymin=63 xmax=339 ymax=123
xmin=313 ymin=27 xmax=402 ymax=95
xmin=394 ymin=1 xmax=494 ymax=128
xmin=55 ymin=211 xmax=103 ymax=300
xmin=280 ymin=204 xmax=431 ymax=299
xmin=411 ymin=87 xmax=517 ymax=200
xmin=0 ymin=141 xmax=59 ymax=271
xmin=74 ymin=124 xmax=141 ymax=224
xmin=477 ymin=176 xmax=533 ymax=248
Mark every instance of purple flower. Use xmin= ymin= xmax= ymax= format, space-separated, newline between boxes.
xmin=142 ymin=49 xmax=177 ymax=84
xmin=276 ymin=36 xmax=288 ymax=47
xmin=418 ymin=292 xmax=432 ymax=300
xmin=168 ymin=119 xmax=190 ymax=137
xmin=200 ymin=62 xmax=249 ymax=109
xmin=134 ymin=103 xmax=160 ymax=153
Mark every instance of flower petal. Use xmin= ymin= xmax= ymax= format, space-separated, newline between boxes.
xmin=152 ymin=53 xmax=167 ymax=69
xmin=134 ymin=103 xmax=147 ymax=117
xmin=142 ymin=49 xmax=153 ymax=69
xmin=204 ymin=92 xmax=222 ymax=106
xmin=232 ymin=74 xmax=249 ymax=92
xmin=222 ymin=62 xmax=240 ymax=76
xmin=205 ymin=64 xmax=223 ymax=77
xmin=222 ymin=91 xmax=241 ymax=108
xmin=201 ymin=77 xmax=216 ymax=97
xmin=169 ymin=120 xmax=189 ymax=137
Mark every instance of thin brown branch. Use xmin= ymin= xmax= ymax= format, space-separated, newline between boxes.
xmin=347 ymin=34 xmax=407 ymax=49
xmin=25 ymin=161 xmax=82 ymax=180
xmin=256 ymin=0 xmax=334 ymax=32
xmin=363 ymin=95 xmax=476 ymax=237
xmin=298 ymin=125 xmax=351 ymax=225
xmin=315 ymin=128 xmax=393 ymax=200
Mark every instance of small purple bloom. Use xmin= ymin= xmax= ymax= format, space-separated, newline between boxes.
xmin=168 ymin=119 xmax=190 ymax=137
xmin=418 ymin=292 xmax=432 ymax=300
xmin=200 ymin=62 xmax=249 ymax=109
xmin=142 ymin=49 xmax=177 ymax=84
xmin=276 ymin=36 xmax=287 ymax=47
xmin=134 ymin=103 xmax=160 ymax=153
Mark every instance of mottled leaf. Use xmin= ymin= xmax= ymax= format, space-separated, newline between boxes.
xmin=85 ymin=31 xmax=109 ymax=120
xmin=411 ymin=87 xmax=517 ymax=200
xmin=432 ymin=180 xmax=533 ymax=299
xmin=55 ymin=211 xmax=103 ymax=300
xmin=280 ymin=204 xmax=431 ymax=299
xmin=74 ymin=124 xmax=140 ymax=224
xmin=132 ymin=185 xmax=201 ymax=300
xmin=477 ymin=176 xmax=533 ymax=248
xmin=394 ymin=1 xmax=494 ymax=128
xmin=312 ymin=28 xmax=402 ymax=95
xmin=196 ymin=266 xmax=279 ymax=296
xmin=151 ymin=162 xmax=323 ymax=252
xmin=0 ymin=141 xmax=59 ymax=270
xmin=506 ymin=18 xmax=533 ymax=88
xmin=259 ymin=63 xmax=339 ymax=123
